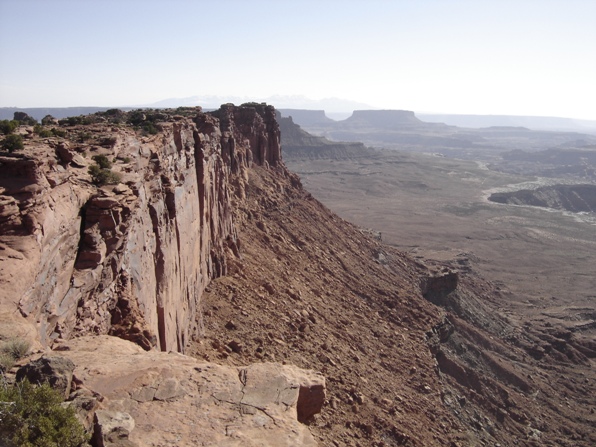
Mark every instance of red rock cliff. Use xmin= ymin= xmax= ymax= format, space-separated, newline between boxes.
xmin=0 ymin=104 xmax=281 ymax=352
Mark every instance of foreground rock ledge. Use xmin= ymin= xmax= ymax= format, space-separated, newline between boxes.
xmin=57 ymin=336 xmax=325 ymax=447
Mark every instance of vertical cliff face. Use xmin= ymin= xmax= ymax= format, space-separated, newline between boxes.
xmin=0 ymin=104 xmax=281 ymax=352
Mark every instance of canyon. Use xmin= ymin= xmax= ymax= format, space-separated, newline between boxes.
xmin=1 ymin=105 xmax=595 ymax=446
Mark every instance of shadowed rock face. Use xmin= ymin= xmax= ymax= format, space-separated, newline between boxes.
xmin=489 ymin=184 xmax=596 ymax=213
xmin=340 ymin=109 xmax=424 ymax=129
xmin=0 ymin=104 xmax=281 ymax=352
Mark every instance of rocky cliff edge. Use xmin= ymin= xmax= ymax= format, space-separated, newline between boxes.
xmin=0 ymin=105 xmax=325 ymax=445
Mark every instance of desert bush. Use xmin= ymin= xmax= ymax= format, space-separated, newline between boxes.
xmin=88 ymin=164 xmax=121 ymax=185
xmin=76 ymin=131 xmax=93 ymax=143
xmin=141 ymin=122 xmax=159 ymax=135
xmin=51 ymin=128 xmax=67 ymax=138
xmin=1 ymin=338 xmax=31 ymax=360
xmin=2 ymin=134 xmax=24 ymax=152
xmin=34 ymin=124 xmax=53 ymax=138
xmin=0 ymin=378 xmax=88 ymax=447
xmin=34 ymin=125 xmax=67 ymax=139
xmin=0 ymin=352 xmax=15 ymax=373
xmin=127 ymin=109 xmax=163 ymax=134
xmin=0 ymin=119 xmax=19 ymax=135
xmin=58 ymin=116 xmax=93 ymax=127
xmin=91 ymin=154 xmax=112 ymax=169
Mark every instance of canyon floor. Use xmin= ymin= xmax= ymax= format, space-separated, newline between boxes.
xmin=286 ymin=149 xmax=596 ymax=338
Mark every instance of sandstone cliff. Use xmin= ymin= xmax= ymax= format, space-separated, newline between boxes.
xmin=0 ymin=104 xmax=281 ymax=352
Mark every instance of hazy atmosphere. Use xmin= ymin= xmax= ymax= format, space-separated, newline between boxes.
xmin=1 ymin=0 xmax=595 ymax=119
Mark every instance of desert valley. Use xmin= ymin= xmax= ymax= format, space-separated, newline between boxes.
xmin=0 ymin=104 xmax=595 ymax=447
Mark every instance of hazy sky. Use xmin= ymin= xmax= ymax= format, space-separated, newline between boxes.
xmin=1 ymin=0 xmax=595 ymax=119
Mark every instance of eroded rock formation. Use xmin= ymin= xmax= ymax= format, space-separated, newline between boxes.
xmin=0 ymin=104 xmax=280 ymax=353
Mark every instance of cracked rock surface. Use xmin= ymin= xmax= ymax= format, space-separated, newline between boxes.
xmin=58 ymin=336 xmax=324 ymax=447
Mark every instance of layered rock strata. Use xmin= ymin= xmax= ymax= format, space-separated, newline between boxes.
xmin=0 ymin=104 xmax=280 ymax=353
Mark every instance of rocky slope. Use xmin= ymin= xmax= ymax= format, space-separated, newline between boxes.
xmin=1 ymin=105 xmax=595 ymax=446
xmin=190 ymin=158 xmax=596 ymax=447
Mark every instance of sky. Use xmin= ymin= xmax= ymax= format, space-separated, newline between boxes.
xmin=1 ymin=0 xmax=595 ymax=120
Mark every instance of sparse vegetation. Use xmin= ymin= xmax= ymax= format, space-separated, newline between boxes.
xmin=76 ymin=131 xmax=93 ymax=143
xmin=34 ymin=124 xmax=53 ymax=138
xmin=0 ymin=119 xmax=19 ymax=135
xmin=0 ymin=353 xmax=15 ymax=373
xmin=126 ymin=109 xmax=162 ymax=135
xmin=34 ymin=124 xmax=67 ymax=138
xmin=0 ymin=338 xmax=30 ymax=374
xmin=1 ymin=339 xmax=30 ymax=360
xmin=91 ymin=154 xmax=112 ymax=169
xmin=89 ymin=156 xmax=121 ymax=185
xmin=2 ymin=134 xmax=24 ymax=153
xmin=0 ymin=378 xmax=88 ymax=447
xmin=58 ymin=115 xmax=93 ymax=127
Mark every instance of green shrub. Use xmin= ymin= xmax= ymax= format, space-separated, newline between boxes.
xmin=34 ymin=124 xmax=54 ymax=138
xmin=33 ymin=125 xmax=67 ymax=139
xmin=0 ymin=120 xmax=19 ymax=135
xmin=0 ymin=378 xmax=88 ymax=447
xmin=91 ymin=154 xmax=112 ymax=169
xmin=141 ymin=122 xmax=159 ymax=135
xmin=2 ymin=134 xmax=24 ymax=152
xmin=58 ymin=116 xmax=92 ymax=127
xmin=76 ymin=131 xmax=93 ymax=143
xmin=51 ymin=128 xmax=67 ymax=138
xmin=88 ymin=164 xmax=121 ymax=185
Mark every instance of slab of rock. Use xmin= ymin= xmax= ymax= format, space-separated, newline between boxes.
xmin=94 ymin=410 xmax=137 ymax=447
xmin=57 ymin=335 xmax=325 ymax=447
xmin=16 ymin=355 xmax=75 ymax=398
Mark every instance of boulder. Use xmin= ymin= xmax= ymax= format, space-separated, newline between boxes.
xmin=16 ymin=355 xmax=75 ymax=398
xmin=55 ymin=142 xmax=74 ymax=163
xmin=93 ymin=410 xmax=137 ymax=447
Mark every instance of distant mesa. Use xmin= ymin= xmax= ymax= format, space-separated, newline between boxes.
xmin=277 ymin=112 xmax=373 ymax=160
xmin=340 ymin=109 xmax=423 ymax=128
xmin=418 ymin=113 xmax=596 ymax=134
xmin=489 ymin=184 xmax=596 ymax=213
